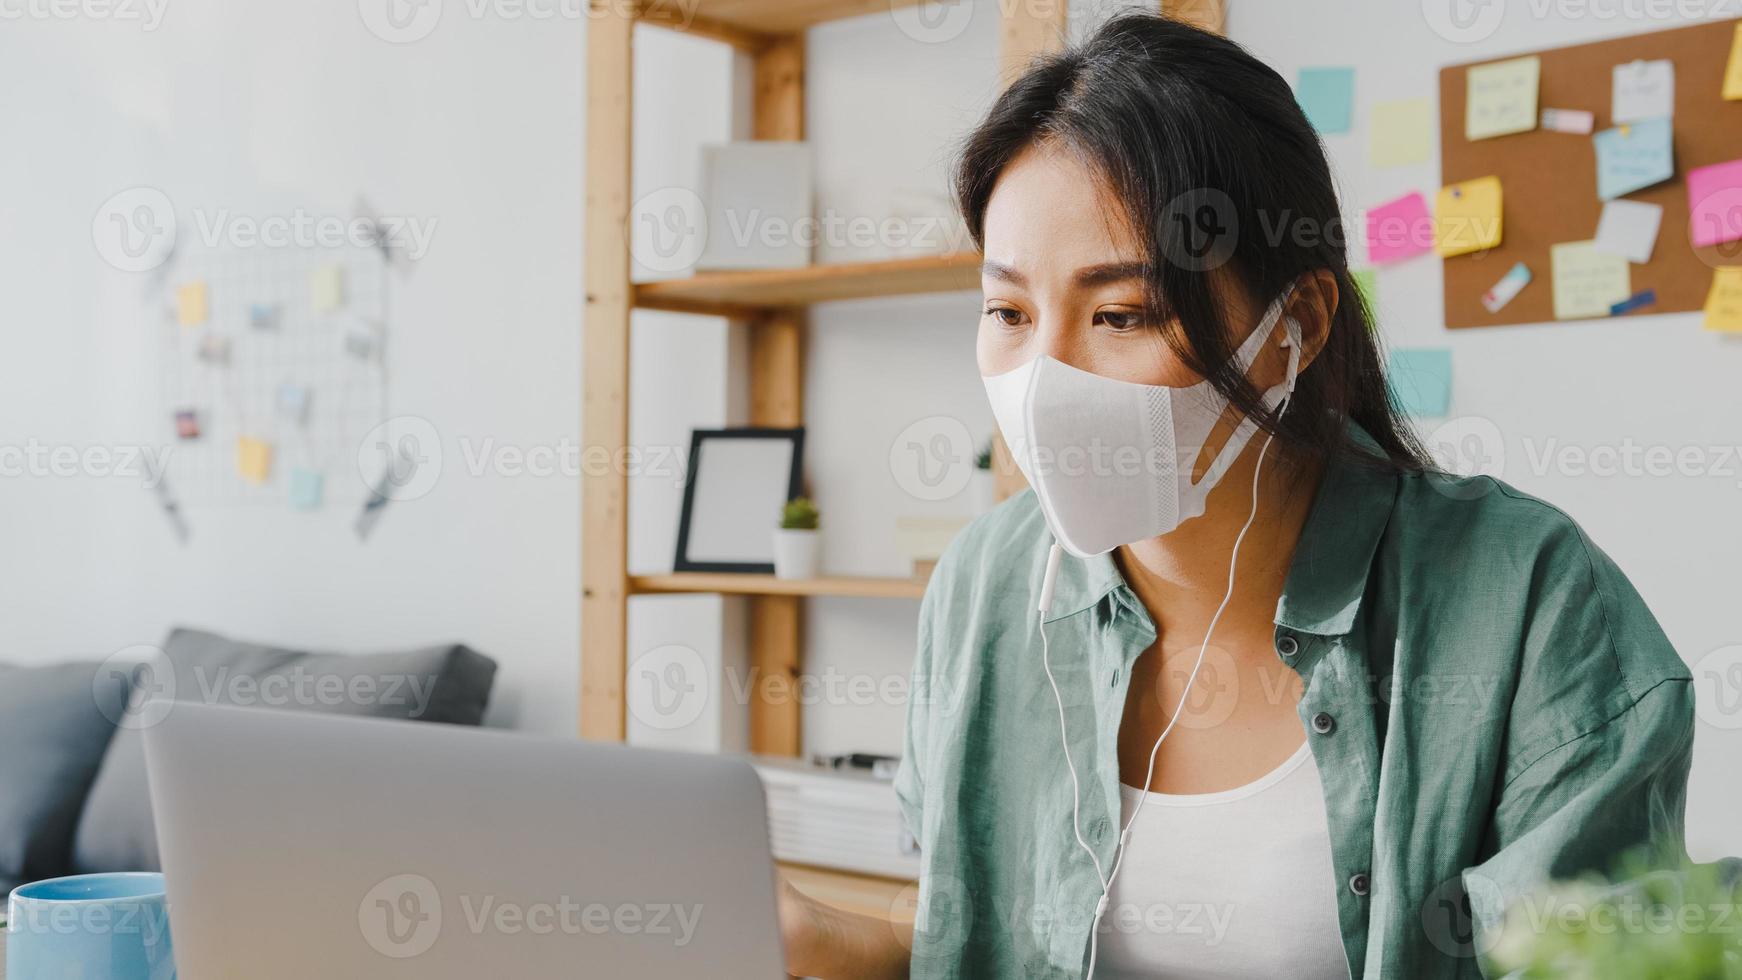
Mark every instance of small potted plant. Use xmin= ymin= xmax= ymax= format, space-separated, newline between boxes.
xmin=774 ymin=497 xmax=820 ymax=579
xmin=970 ymin=440 xmax=997 ymax=515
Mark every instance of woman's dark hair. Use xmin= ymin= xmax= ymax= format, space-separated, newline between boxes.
xmin=955 ymin=12 xmax=1430 ymax=472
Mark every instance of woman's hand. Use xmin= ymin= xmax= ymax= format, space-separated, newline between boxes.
xmin=779 ymin=878 xmax=828 ymax=976
xmin=777 ymin=876 xmax=912 ymax=980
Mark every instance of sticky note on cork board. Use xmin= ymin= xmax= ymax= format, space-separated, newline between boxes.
xmin=1439 ymin=19 xmax=1742 ymax=328
xmin=1551 ymin=241 xmax=1630 ymax=321
xmin=1704 ymin=267 xmax=1742 ymax=331
xmin=1436 ymin=177 xmax=1503 ymax=257
xmin=1466 ymin=56 xmax=1539 ymax=141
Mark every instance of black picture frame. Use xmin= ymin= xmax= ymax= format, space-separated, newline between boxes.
xmin=673 ymin=427 xmax=805 ymax=574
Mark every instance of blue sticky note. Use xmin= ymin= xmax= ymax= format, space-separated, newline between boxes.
xmin=1297 ymin=67 xmax=1356 ymax=135
xmin=1388 ymin=349 xmax=1452 ymax=417
xmin=288 ymin=468 xmax=325 ymax=511
xmin=1594 ymin=118 xmax=1674 ymax=201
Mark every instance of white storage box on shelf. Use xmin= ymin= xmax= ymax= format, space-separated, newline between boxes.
xmin=752 ymin=756 xmax=921 ymax=880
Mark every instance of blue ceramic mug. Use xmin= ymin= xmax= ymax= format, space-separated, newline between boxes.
xmin=6 ymin=872 xmax=176 ymax=979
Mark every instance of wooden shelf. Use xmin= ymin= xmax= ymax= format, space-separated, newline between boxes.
xmin=639 ymin=0 xmax=938 ymax=50
xmin=584 ymin=0 xmax=1108 ymax=758
xmin=630 ymin=572 xmax=927 ymax=600
xmin=633 ymin=253 xmax=981 ymax=317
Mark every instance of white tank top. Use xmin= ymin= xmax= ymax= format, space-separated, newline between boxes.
xmin=1094 ymin=740 xmax=1350 ymax=980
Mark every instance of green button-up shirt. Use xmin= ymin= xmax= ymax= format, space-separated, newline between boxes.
xmin=895 ymin=430 xmax=1694 ymax=979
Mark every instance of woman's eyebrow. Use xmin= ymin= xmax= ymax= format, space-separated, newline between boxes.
xmin=980 ymin=261 xmax=1149 ymax=287
xmin=980 ymin=260 xmax=1026 ymax=285
xmin=1074 ymin=262 xmax=1149 ymax=286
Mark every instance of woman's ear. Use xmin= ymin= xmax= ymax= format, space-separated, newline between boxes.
xmin=1283 ymin=269 xmax=1337 ymax=370
xmin=1249 ymin=270 xmax=1336 ymax=393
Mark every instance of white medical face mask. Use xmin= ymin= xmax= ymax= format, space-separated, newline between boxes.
xmin=982 ymin=293 xmax=1301 ymax=558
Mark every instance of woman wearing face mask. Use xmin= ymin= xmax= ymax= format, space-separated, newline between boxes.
xmin=779 ymin=13 xmax=1694 ymax=980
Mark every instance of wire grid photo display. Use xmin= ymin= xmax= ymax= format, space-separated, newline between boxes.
xmin=156 ymin=242 xmax=388 ymax=509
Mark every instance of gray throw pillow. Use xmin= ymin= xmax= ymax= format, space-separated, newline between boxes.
xmin=71 ymin=627 xmax=497 ymax=874
xmin=0 ymin=662 xmax=128 ymax=894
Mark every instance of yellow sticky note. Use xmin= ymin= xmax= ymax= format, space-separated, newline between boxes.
xmin=176 ymin=282 xmax=208 ymax=327
xmin=1370 ymin=98 xmax=1433 ymax=168
xmin=1725 ymin=24 xmax=1742 ymax=101
xmin=1435 ymin=177 xmax=1503 ymax=258
xmin=1466 ymin=56 xmax=1541 ymax=141
xmin=1704 ymin=267 xmax=1742 ymax=331
xmin=237 ymin=436 xmax=273 ymax=485
xmin=311 ymin=265 xmax=345 ymax=313
xmin=1550 ymin=241 xmax=1630 ymax=321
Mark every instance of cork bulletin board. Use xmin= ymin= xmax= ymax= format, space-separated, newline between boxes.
xmin=1439 ymin=18 xmax=1742 ymax=329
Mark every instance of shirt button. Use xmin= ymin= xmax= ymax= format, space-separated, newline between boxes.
xmin=1276 ymin=634 xmax=1300 ymax=658
xmin=1349 ymin=872 xmax=1371 ymax=896
xmin=1311 ymin=711 xmax=1336 ymax=735
xmin=1110 ymin=670 xmax=1120 ymax=688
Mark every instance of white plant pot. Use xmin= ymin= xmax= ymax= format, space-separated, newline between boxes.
xmin=772 ymin=528 xmax=821 ymax=579
xmin=969 ymin=469 xmax=997 ymax=515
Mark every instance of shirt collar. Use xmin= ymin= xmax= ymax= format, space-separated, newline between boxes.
xmin=1040 ymin=422 xmax=1400 ymax=636
xmin=1274 ymin=423 xmax=1400 ymax=636
xmin=1041 ymin=542 xmax=1127 ymax=626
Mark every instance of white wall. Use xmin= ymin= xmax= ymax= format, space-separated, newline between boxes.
xmin=0 ymin=0 xmax=585 ymax=735
xmin=2 ymin=0 xmax=1735 ymax=862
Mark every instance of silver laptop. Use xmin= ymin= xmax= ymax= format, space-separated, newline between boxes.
xmin=142 ymin=702 xmax=786 ymax=978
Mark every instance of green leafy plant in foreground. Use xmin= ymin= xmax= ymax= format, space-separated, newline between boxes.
xmin=1485 ymin=857 xmax=1742 ymax=980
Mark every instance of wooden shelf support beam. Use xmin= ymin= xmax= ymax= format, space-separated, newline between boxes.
xmin=745 ymin=32 xmax=809 ymax=759
xmin=1001 ymin=0 xmax=1068 ymax=83
xmin=580 ymin=3 xmax=636 ymax=741
xmin=1168 ymin=0 xmax=1228 ymax=34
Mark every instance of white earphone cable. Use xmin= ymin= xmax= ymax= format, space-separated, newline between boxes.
xmin=1031 ymin=314 xmax=1302 ymax=978
xmin=1084 ymin=402 xmax=1286 ymax=978
xmin=1039 ymin=392 xmax=1291 ymax=980
xmin=1038 ymin=582 xmax=1109 ymax=893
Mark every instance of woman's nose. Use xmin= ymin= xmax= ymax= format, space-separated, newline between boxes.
xmin=1032 ymin=321 xmax=1083 ymax=370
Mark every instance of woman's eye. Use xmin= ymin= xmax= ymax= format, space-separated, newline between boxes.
xmin=1095 ymin=309 xmax=1151 ymax=333
xmin=983 ymin=306 xmax=1026 ymax=327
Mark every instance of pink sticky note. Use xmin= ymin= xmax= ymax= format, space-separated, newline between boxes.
xmin=1366 ymin=192 xmax=1436 ymax=264
xmin=1688 ymin=159 xmax=1742 ymax=248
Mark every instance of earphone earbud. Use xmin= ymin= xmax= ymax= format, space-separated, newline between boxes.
xmin=1280 ymin=316 xmax=1303 ymax=396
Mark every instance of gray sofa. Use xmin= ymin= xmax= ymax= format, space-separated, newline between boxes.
xmin=0 ymin=627 xmax=497 ymax=896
